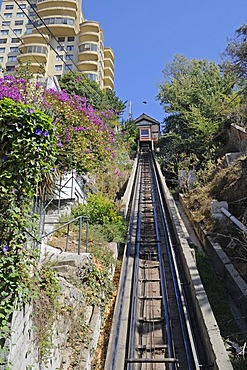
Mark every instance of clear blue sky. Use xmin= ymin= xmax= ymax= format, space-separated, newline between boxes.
xmin=84 ymin=0 xmax=246 ymax=123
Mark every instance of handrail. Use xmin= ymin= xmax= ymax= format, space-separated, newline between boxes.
xmin=221 ymin=207 xmax=247 ymax=234
xmin=43 ymin=171 xmax=84 ymax=215
xmin=41 ymin=215 xmax=89 ymax=254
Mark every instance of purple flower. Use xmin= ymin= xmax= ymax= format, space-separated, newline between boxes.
xmin=35 ymin=129 xmax=42 ymax=136
xmin=51 ymin=168 xmax=55 ymax=173
xmin=2 ymin=245 xmax=9 ymax=253
xmin=2 ymin=155 xmax=6 ymax=161
xmin=43 ymin=131 xmax=49 ymax=137
xmin=57 ymin=141 xmax=63 ymax=147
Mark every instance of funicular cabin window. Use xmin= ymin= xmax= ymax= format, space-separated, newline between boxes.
xmin=140 ymin=128 xmax=150 ymax=140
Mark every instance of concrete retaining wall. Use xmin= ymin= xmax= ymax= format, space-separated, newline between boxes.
xmin=121 ymin=157 xmax=138 ymax=218
xmin=179 ymin=194 xmax=247 ymax=320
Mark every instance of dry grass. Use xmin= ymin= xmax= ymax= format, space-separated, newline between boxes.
xmin=184 ymin=155 xmax=247 ymax=282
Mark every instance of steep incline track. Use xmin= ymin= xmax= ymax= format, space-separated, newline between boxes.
xmin=105 ymin=150 xmax=205 ymax=369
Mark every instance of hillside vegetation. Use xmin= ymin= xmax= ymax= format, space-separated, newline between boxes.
xmin=184 ymin=154 xmax=247 ymax=281
xmin=156 ymin=23 xmax=247 ymax=282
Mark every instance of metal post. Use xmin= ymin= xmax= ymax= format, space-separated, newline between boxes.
xmin=65 ymin=223 xmax=70 ymax=252
xmin=71 ymin=170 xmax=74 ymax=199
xmin=78 ymin=216 xmax=82 ymax=255
xmin=85 ymin=219 xmax=89 ymax=253
xmin=58 ymin=176 xmax=62 ymax=214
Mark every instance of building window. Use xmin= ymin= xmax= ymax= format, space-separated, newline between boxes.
xmin=66 ymin=45 xmax=74 ymax=51
xmin=0 ymin=57 xmax=3 ymax=62
xmin=67 ymin=36 xmax=74 ymax=42
xmin=5 ymin=5 xmax=14 ymax=9
xmin=26 ymin=45 xmax=47 ymax=54
xmin=2 ymin=21 xmax=11 ymax=26
xmin=56 ymin=54 xmax=63 ymax=61
xmin=15 ymin=20 xmax=24 ymax=26
xmin=57 ymin=46 xmax=63 ymax=51
xmin=13 ymin=29 xmax=22 ymax=34
xmin=87 ymin=73 xmax=97 ymax=81
xmin=16 ymin=12 xmax=24 ymax=17
xmin=1 ymin=30 xmax=9 ymax=35
xmin=57 ymin=37 xmax=65 ymax=42
xmin=19 ymin=4 xmax=26 ymax=9
xmin=0 ymin=39 xmax=7 ymax=44
xmin=140 ymin=128 xmax=150 ymax=139
xmin=65 ymin=64 xmax=72 ymax=70
xmin=6 ymin=66 xmax=15 ymax=72
xmin=79 ymin=43 xmax=98 ymax=52
xmin=0 ymin=47 xmax=5 ymax=52
xmin=26 ymin=28 xmax=33 ymax=34
xmin=4 ymin=13 xmax=12 ymax=18
xmin=10 ymin=47 xmax=18 ymax=52
xmin=55 ymin=65 xmax=62 ymax=71
xmin=65 ymin=54 xmax=73 ymax=60
xmin=11 ymin=38 xmax=20 ymax=43
xmin=35 ymin=17 xmax=75 ymax=27
xmin=8 ymin=56 xmax=17 ymax=62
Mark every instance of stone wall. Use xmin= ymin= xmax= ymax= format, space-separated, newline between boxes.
xmin=3 ymin=243 xmax=117 ymax=370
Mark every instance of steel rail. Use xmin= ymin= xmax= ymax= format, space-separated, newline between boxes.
xmin=151 ymin=178 xmax=176 ymax=370
xmin=126 ymin=151 xmax=178 ymax=368
xmin=105 ymin=150 xmax=203 ymax=369
xmin=128 ymin=158 xmax=144 ymax=369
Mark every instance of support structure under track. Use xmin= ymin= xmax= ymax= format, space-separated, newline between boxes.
xmin=104 ymin=150 xmax=232 ymax=370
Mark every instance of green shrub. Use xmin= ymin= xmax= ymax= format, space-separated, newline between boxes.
xmin=72 ymin=194 xmax=122 ymax=225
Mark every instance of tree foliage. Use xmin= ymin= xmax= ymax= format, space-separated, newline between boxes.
xmin=59 ymin=72 xmax=126 ymax=116
xmin=224 ymin=23 xmax=247 ymax=81
xmin=223 ymin=23 xmax=247 ymax=127
xmin=157 ymin=54 xmax=237 ymax=173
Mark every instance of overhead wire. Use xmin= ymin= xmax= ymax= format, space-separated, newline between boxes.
xmin=11 ymin=0 xmax=77 ymax=74
xmin=21 ymin=0 xmax=81 ymax=72
xmin=0 ymin=12 xmax=51 ymax=76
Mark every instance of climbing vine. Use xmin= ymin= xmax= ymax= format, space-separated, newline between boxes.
xmin=0 ymin=98 xmax=57 ymax=354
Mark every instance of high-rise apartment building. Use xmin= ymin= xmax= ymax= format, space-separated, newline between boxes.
xmin=0 ymin=0 xmax=114 ymax=91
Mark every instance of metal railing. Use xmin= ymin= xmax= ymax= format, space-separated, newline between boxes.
xmin=32 ymin=171 xmax=85 ymax=238
xmin=41 ymin=215 xmax=89 ymax=255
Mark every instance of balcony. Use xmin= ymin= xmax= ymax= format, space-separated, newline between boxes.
xmin=103 ymin=75 xmax=114 ymax=90
xmin=79 ymin=21 xmax=102 ymax=43
xmin=78 ymin=51 xmax=98 ymax=62
xmin=80 ymin=21 xmax=100 ymax=34
xmin=21 ymin=33 xmax=49 ymax=45
xmin=104 ymin=57 xmax=114 ymax=70
xmin=104 ymin=47 xmax=114 ymax=61
xmin=77 ymin=60 xmax=98 ymax=72
xmin=79 ymin=32 xmax=99 ymax=43
xmin=34 ymin=17 xmax=76 ymax=36
xmin=104 ymin=66 xmax=114 ymax=80
xmin=16 ymin=61 xmax=46 ymax=74
xmin=37 ymin=7 xmax=77 ymax=19
xmin=18 ymin=44 xmax=48 ymax=63
xmin=37 ymin=0 xmax=78 ymax=12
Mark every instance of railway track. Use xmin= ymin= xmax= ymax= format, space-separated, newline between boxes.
xmin=104 ymin=150 xmax=219 ymax=369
